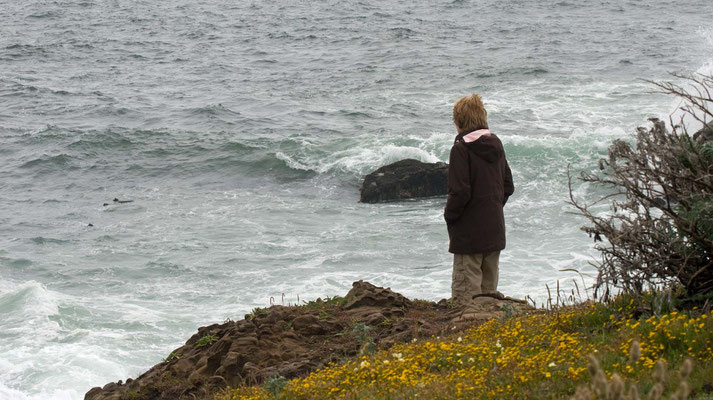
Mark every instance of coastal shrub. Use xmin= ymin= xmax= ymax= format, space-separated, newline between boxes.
xmin=569 ymin=73 xmax=713 ymax=299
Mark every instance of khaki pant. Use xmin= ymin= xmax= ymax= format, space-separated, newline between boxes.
xmin=451 ymin=251 xmax=500 ymax=304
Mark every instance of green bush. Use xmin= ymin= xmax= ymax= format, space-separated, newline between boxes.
xmin=570 ymin=74 xmax=713 ymax=299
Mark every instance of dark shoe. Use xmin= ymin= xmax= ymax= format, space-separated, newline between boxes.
xmin=471 ymin=291 xmax=506 ymax=300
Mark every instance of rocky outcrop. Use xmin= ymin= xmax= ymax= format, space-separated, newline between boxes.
xmin=360 ymin=159 xmax=448 ymax=203
xmin=85 ymin=281 xmax=531 ymax=400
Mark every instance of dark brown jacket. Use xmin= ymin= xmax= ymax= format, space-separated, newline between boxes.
xmin=444 ymin=132 xmax=514 ymax=254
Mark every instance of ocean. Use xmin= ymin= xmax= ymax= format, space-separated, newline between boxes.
xmin=1 ymin=0 xmax=712 ymax=398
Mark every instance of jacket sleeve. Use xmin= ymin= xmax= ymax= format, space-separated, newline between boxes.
xmin=444 ymin=143 xmax=471 ymax=223
xmin=502 ymin=156 xmax=514 ymax=205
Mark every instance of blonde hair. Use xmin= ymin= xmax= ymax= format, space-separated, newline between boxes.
xmin=452 ymin=93 xmax=488 ymax=132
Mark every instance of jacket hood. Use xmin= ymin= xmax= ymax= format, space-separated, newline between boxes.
xmin=458 ymin=129 xmax=502 ymax=163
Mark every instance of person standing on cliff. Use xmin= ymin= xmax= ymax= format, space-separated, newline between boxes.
xmin=444 ymin=93 xmax=514 ymax=304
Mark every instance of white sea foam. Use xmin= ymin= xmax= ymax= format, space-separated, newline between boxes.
xmin=0 ymin=382 xmax=83 ymax=400
xmin=277 ymin=143 xmax=443 ymax=176
xmin=0 ymin=281 xmax=140 ymax=400
xmin=0 ymin=281 xmax=61 ymax=340
xmin=279 ymin=122 xmax=626 ymax=179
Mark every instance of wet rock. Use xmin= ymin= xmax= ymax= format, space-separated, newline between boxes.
xmin=359 ymin=159 xmax=448 ymax=203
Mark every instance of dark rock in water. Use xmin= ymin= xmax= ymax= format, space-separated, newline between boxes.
xmin=360 ymin=159 xmax=448 ymax=203
xmin=103 ymin=198 xmax=133 ymax=206
xmin=113 ymin=198 xmax=134 ymax=204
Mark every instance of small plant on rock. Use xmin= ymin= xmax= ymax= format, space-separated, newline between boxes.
xmin=247 ymin=307 xmax=268 ymax=321
xmin=263 ymin=375 xmax=288 ymax=397
xmin=446 ymin=299 xmax=458 ymax=309
xmin=412 ymin=298 xmax=435 ymax=309
xmin=500 ymin=303 xmax=516 ymax=319
xmin=196 ymin=334 xmax=218 ymax=347
xmin=162 ymin=352 xmax=179 ymax=363
xmin=352 ymin=322 xmax=376 ymax=356
xmin=303 ymin=295 xmax=347 ymax=310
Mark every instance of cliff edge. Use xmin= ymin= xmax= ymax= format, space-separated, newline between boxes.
xmin=85 ymin=281 xmax=530 ymax=400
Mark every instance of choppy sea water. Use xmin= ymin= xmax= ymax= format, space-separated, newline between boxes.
xmin=1 ymin=0 xmax=712 ymax=398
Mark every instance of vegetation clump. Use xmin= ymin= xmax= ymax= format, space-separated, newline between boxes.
xmin=196 ymin=334 xmax=219 ymax=347
xmin=570 ymin=73 xmax=713 ymax=299
xmin=572 ymin=348 xmax=694 ymax=400
xmin=262 ymin=375 xmax=288 ymax=397
xmin=217 ymin=296 xmax=713 ymax=399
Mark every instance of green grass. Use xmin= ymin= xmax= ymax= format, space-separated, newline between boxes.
xmin=301 ymin=296 xmax=348 ymax=310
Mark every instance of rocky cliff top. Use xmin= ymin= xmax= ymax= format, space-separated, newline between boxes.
xmin=85 ymin=281 xmax=531 ymax=400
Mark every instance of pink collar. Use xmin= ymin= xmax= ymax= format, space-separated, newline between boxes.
xmin=462 ymin=129 xmax=491 ymax=143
